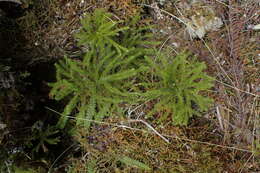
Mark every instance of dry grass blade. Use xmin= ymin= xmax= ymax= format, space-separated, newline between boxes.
xmin=0 ymin=0 xmax=21 ymax=4
xmin=126 ymin=119 xmax=170 ymax=143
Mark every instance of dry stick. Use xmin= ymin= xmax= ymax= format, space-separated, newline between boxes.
xmin=214 ymin=78 xmax=259 ymax=98
xmin=158 ymin=35 xmax=172 ymax=54
xmin=45 ymin=107 xmax=253 ymax=153
xmin=201 ymin=39 xmax=234 ymax=85
xmin=215 ymin=0 xmax=230 ymax=7
xmin=214 ymin=0 xmax=241 ymax=12
xmin=238 ymin=153 xmax=254 ymax=173
xmin=251 ymin=98 xmax=260 ymax=151
xmin=5 ymin=161 xmax=11 ymax=173
xmin=0 ymin=0 xmax=22 ymax=4
xmin=126 ymin=119 xmax=170 ymax=143
xmin=46 ymin=107 xmax=169 ymax=143
xmin=163 ymin=132 xmax=252 ymax=153
xmin=157 ymin=34 xmax=179 ymax=55
xmin=216 ymin=105 xmax=224 ymax=130
xmin=48 ymin=144 xmax=75 ymax=173
xmin=127 ymin=103 xmax=144 ymax=118
xmin=215 ymin=0 xmax=259 ymax=23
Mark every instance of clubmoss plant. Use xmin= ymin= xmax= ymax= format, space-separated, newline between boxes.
xmin=145 ymin=51 xmax=214 ymax=125
xmin=49 ymin=9 xmax=156 ymax=129
xmin=49 ymin=47 xmax=147 ymax=129
xmin=49 ymin=8 xmax=213 ymax=129
xmin=26 ymin=121 xmax=60 ymax=154
xmin=76 ymin=9 xmax=129 ymax=53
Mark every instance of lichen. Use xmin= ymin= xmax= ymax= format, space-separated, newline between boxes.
xmin=178 ymin=1 xmax=223 ymax=39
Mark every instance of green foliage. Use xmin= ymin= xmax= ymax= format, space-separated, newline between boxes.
xmin=145 ymin=51 xmax=214 ymax=125
xmin=27 ymin=121 xmax=60 ymax=153
xmin=21 ymin=0 xmax=35 ymax=8
xmin=50 ymin=8 xmax=213 ymax=129
xmin=86 ymin=159 xmax=97 ymax=173
xmin=14 ymin=166 xmax=37 ymax=173
xmin=49 ymin=48 xmax=144 ymax=129
xmin=253 ymin=140 xmax=260 ymax=156
xmin=76 ymin=9 xmax=129 ymax=53
xmin=0 ymin=64 xmax=11 ymax=72
xmin=119 ymin=156 xmax=151 ymax=170
xmin=0 ymin=164 xmax=39 ymax=173
xmin=49 ymin=9 xmax=155 ymax=129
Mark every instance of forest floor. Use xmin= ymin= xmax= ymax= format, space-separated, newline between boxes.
xmin=0 ymin=0 xmax=259 ymax=172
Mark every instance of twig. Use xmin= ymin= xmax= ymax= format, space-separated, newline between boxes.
xmin=238 ymin=153 xmax=254 ymax=173
xmin=214 ymin=78 xmax=260 ymax=98
xmin=5 ymin=161 xmax=11 ymax=173
xmin=127 ymin=104 xmax=144 ymax=118
xmin=0 ymin=0 xmax=22 ymax=4
xmin=47 ymin=106 xmax=169 ymax=143
xmin=216 ymin=105 xmax=224 ymax=130
xmin=46 ymin=107 xmax=253 ymax=153
xmin=48 ymin=144 xmax=75 ymax=173
xmin=126 ymin=119 xmax=170 ymax=143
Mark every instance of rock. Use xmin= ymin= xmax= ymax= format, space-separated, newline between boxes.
xmin=178 ymin=1 xmax=223 ymax=39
